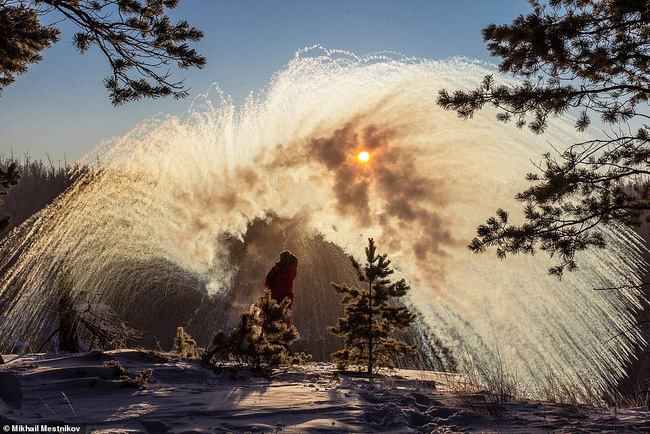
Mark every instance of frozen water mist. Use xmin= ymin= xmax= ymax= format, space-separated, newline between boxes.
xmin=0 ymin=47 xmax=646 ymax=400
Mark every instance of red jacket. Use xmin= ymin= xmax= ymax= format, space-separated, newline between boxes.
xmin=265 ymin=264 xmax=297 ymax=308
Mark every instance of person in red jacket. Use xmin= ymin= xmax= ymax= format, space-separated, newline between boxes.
xmin=264 ymin=250 xmax=298 ymax=326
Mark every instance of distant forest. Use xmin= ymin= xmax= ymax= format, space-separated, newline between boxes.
xmin=0 ymin=155 xmax=82 ymax=238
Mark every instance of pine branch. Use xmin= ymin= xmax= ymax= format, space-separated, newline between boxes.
xmin=1 ymin=0 xmax=205 ymax=104
xmin=438 ymin=0 xmax=650 ymax=276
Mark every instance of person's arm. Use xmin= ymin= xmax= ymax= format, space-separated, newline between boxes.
xmin=288 ymin=265 xmax=297 ymax=281
xmin=264 ymin=266 xmax=276 ymax=289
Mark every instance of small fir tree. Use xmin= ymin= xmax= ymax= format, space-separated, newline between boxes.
xmin=172 ymin=326 xmax=204 ymax=358
xmin=329 ymin=238 xmax=416 ymax=374
xmin=203 ymin=290 xmax=303 ymax=376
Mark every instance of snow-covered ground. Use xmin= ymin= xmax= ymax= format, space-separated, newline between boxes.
xmin=0 ymin=350 xmax=647 ymax=433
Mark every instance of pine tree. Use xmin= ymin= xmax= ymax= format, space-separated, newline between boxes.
xmin=437 ymin=0 xmax=649 ymax=276
xmin=172 ymin=326 xmax=203 ymax=358
xmin=203 ymin=290 xmax=302 ymax=376
xmin=0 ymin=162 xmax=20 ymax=233
xmin=1 ymin=0 xmax=205 ymax=105
xmin=329 ymin=238 xmax=416 ymax=374
xmin=0 ymin=5 xmax=59 ymax=94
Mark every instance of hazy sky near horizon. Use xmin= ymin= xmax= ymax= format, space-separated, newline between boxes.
xmin=0 ymin=0 xmax=530 ymax=163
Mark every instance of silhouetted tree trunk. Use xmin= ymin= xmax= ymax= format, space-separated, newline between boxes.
xmin=58 ymin=292 xmax=80 ymax=353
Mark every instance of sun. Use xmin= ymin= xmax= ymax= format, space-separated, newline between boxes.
xmin=357 ymin=151 xmax=370 ymax=163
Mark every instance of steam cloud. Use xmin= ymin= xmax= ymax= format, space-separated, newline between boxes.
xmin=0 ymin=49 xmax=645 ymax=401
xmin=259 ymin=121 xmax=456 ymax=281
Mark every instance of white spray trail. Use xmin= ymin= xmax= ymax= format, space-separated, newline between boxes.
xmin=0 ymin=47 xmax=645 ymax=400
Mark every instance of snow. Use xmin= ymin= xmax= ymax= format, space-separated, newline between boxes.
xmin=0 ymin=350 xmax=647 ymax=433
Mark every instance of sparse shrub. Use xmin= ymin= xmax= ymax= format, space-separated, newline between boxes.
xmin=450 ymin=359 xmax=517 ymax=418
xmin=103 ymin=360 xmax=153 ymax=389
xmin=329 ymin=238 xmax=416 ymax=374
xmin=203 ymin=290 xmax=308 ymax=376
xmin=172 ymin=326 xmax=204 ymax=358
xmin=77 ymin=302 xmax=142 ymax=350
xmin=103 ymin=360 xmax=127 ymax=377
xmin=137 ymin=349 xmax=176 ymax=363
xmin=120 ymin=368 xmax=153 ymax=389
xmin=40 ymin=266 xmax=142 ymax=353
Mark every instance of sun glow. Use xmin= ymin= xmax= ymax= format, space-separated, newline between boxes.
xmin=358 ymin=151 xmax=370 ymax=162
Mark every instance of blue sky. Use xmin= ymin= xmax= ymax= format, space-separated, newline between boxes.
xmin=0 ymin=0 xmax=530 ymax=163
